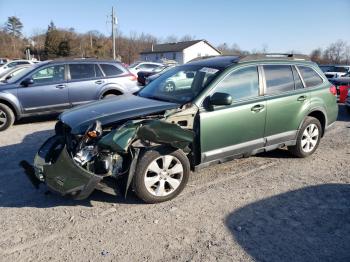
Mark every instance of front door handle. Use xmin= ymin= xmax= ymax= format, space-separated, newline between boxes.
xmin=95 ymin=80 xmax=104 ymax=85
xmin=55 ymin=84 xmax=66 ymax=89
xmin=251 ymin=104 xmax=265 ymax=112
xmin=297 ymin=95 xmax=307 ymax=101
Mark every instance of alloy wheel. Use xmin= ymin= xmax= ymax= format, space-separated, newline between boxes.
xmin=144 ymin=155 xmax=183 ymax=197
xmin=301 ymin=123 xmax=319 ymax=153
xmin=0 ymin=109 xmax=7 ymax=129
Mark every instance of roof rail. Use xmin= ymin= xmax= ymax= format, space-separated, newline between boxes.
xmin=239 ymin=53 xmax=310 ymax=62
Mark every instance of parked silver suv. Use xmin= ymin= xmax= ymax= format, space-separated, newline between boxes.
xmin=0 ymin=59 xmax=139 ymax=131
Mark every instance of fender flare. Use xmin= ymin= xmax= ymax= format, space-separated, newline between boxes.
xmin=0 ymin=93 xmax=21 ymax=118
xmin=298 ymin=106 xmax=328 ymax=135
xmin=98 ymin=85 xmax=124 ymax=99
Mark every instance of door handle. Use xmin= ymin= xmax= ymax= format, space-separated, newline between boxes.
xmin=95 ymin=80 xmax=104 ymax=85
xmin=55 ymin=84 xmax=66 ymax=89
xmin=297 ymin=95 xmax=307 ymax=101
xmin=251 ymin=104 xmax=265 ymax=112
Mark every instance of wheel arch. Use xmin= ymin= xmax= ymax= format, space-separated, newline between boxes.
xmin=0 ymin=97 xmax=20 ymax=119
xmin=99 ymin=86 xmax=124 ymax=99
xmin=299 ymin=107 xmax=327 ymax=137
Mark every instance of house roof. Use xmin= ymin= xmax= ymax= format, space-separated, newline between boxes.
xmin=140 ymin=40 xmax=221 ymax=54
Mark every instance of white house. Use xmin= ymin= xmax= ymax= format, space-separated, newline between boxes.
xmin=140 ymin=40 xmax=221 ymax=64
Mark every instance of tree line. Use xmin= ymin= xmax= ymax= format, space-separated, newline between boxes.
xmin=1 ymin=16 xmax=349 ymax=65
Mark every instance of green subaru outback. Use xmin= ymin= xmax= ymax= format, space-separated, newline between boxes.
xmin=25 ymin=54 xmax=338 ymax=203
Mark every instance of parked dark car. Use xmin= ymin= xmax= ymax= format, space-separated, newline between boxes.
xmin=25 ymin=55 xmax=338 ymax=204
xmin=0 ymin=59 xmax=139 ymax=131
xmin=137 ymin=65 xmax=174 ymax=85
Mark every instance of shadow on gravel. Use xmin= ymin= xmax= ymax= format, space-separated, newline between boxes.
xmin=226 ymin=184 xmax=350 ymax=262
xmin=14 ymin=114 xmax=59 ymax=126
xmin=0 ymin=129 xmax=143 ymax=208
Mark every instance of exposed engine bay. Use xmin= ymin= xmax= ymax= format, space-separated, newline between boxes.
xmin=28 ymin=104 xmax=197 ymax=200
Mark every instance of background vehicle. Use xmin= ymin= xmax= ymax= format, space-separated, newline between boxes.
xmin=322 ymin=65 xmax=350 ymax=79
xmin=137 ymin=65 xmax=174 ymax=85
xmin=0 ymin=60 xmax=35 ymax=73
xmin=0 ymin=59 xmax=139 ymax=131
xmin=0 ymin=58 xmax=10 ymax=66
xmin=346 ymin=91 xmax=350 ymax=113
xmin=128 ymin=61 xmax=163 ymax=76
xmin=0 ymin=65 xmax=32 ymax=82
xmin=27 ymin=54 xmax=338 ymax=204
xmin=329 ymin=73 xmax=350 ymax=103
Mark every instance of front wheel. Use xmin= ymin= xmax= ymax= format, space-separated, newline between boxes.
xmin=288 ymin=117 xmax=322 ymax=158
xmin=132 ymin=147 xmax=190 ymax=203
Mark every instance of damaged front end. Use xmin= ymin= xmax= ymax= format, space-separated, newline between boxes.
xmin=31 ymin=114 xmax=195 ymax=200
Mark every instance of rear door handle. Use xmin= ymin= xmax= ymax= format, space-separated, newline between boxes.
xmin=251 ymin=104 xmax=265 ymax=112
xmin=95 ymin=80 xmax=104 ymax=85
xmin=55 ymin=84 xmax=66 ymax=89
xmin=297 ymin=95 xmax=307 ymax=101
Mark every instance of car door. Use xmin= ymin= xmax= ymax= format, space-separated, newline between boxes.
xmin=67 ymin=63 xmax=104 ymax=106
xmin=262 ymin=64 xmax=310 ymax=146
xmin=17 ymin=64 xmax=69 ymax=113
xmin=199 ymin=66 xmax=266 ymax=163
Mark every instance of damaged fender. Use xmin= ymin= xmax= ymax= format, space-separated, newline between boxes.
xmin=98 ymin=120 xmax=194 ymax=195
xmin=33 ymin=120 xmax=194 ymax=200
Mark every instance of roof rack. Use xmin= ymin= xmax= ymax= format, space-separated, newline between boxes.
xmin=239 ymin=53 xmax=310 ymax=62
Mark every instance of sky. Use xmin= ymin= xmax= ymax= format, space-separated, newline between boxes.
xmin=0 ymin=0 xmax=350 ymax=54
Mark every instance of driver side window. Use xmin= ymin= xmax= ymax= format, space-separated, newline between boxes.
xmin=32 ymin=65 xmax=65 ymax=85
xmin=215 ymin=66 xmax=260 ymax=101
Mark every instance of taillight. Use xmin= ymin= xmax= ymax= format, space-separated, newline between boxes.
xmin=330 ymin=85 xmax=337 ymax=96
xmin=127 ymin=74 xmax=137 ymax=81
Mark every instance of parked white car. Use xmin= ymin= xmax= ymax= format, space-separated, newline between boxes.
xmin=0 ymin=60 xmax=35 ymax=73
xmin=128 ymin=61 xmax=163 ymax=76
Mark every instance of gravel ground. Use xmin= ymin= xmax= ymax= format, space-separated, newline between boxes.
xmin=0 ymin=106 xmax=349 ymax=262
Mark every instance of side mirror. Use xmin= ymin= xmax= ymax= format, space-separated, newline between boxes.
xmin=20 ymin=78 xmax=34 ymax=87
xmin=209 ymin=92 xmax=232 ymax=106
xmin=186 ymin=72 xmax=195 ymax=79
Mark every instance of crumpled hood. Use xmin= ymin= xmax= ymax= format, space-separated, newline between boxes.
xmin=60 ymin=94 xmax=179 ymax=134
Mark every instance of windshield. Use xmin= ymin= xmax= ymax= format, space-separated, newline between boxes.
xmin=5 ymin=65 xmax=36 ymax=83
xmin=138 ymin=64 xmax=222 ymax=104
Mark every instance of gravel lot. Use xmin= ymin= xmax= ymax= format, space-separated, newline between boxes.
xmin=0 ymin=106 xmax=349 ymax=262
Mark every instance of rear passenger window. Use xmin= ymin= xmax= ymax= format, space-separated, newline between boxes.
xmin=292 ymin=66 xmax=304 ymax=89
xmin=264 ymin=65 xmax=294 ymax=94
xmin=69 ymin=64 xmax=102 ymax=80
xmin=215 ymin=66 xmax=259 ymax=101
xmin=100 ymin=64 xmax=123 ymax=76
xmin=298 ymin=66 xmax=323 ymax=88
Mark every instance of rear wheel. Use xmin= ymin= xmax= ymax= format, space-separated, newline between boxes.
xmin=0 ymin=103 xmax=15 ymax=131
xmin=102 ymin=93 xmax=120 ymax=99
xmin=132 ymin=147 xmax=190 ymax=203
xmin=289 ymin=117 xmax=322 ymax=158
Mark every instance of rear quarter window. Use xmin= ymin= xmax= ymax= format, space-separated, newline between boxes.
xmin=100 ymin=64 xmax=124 ymax=77
xmin=264 ymin=65 xmax=294 ymax=94
xmin=297 ymin=66 xmax=323 ymax=88
xmin=69 ymin=64 xmax=102 ymax=80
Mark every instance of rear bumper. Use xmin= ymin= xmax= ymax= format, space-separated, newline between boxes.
xmin=34 ymin=135 xmax=102 ymax=200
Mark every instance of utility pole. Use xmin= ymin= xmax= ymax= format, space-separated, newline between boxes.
xmin=111 ymin=7 xmax=117 ymax=60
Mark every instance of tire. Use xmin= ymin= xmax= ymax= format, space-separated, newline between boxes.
xmin=0 ymin=103 xmax=15 ymax=131
xmin=102 ymin=94 xmax=119 ymax=99
xmin=132 ymin=147 xmax=190 ymax=203
xmin=288 ymin=117 xmax=322 ymax=158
